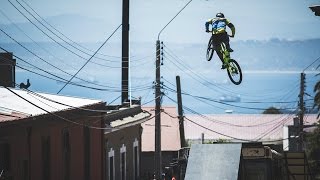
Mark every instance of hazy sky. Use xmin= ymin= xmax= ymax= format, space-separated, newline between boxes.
xmin=1 ymin=0 xmax=320 ymax=43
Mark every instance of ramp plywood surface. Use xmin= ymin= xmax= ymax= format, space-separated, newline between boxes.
xmin=185 ymin=144 xmax=242 ymax=180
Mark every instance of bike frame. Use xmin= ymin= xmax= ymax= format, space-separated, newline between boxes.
xmin=217 ymin=42 xmax=230 ymax=66
xmin=206 ymin=33 xmax=242 ymax=85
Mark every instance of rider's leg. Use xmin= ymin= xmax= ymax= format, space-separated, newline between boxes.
xmin=216 ymin=34 xmax=228 ymax=69
xmin=223 ymin=33 xmax=233 ymax=52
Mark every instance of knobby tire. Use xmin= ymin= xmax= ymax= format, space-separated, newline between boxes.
xmin=206 ymin=37 xmax=214 ymax=61
xmin=227 ymin=59 xmax=242 ymax=85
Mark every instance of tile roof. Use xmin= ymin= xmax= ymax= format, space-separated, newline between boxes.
xmin=141 ymin=107 xmax=181 ymax=152
xmin=184 ymin=114 xmax=319 ymax=142
xmin=0 ymin=87 xmax=103 ymax=122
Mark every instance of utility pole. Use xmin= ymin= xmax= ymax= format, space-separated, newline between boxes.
xmin=122 ymin=0 xmax=129 ymax=104
xmin=299 ymin=72 xmax=306 ymax=151
xmin=155 ymin=40 xmax=162 ymax=179
xmin=176 ymin=76 xmax=186 ymax=147
xmin=154 ymin=1 xmax=192 ymax=178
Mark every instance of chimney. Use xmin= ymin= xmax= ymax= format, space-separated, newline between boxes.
xmin=0 ymin=52 xmax=16 ymax=88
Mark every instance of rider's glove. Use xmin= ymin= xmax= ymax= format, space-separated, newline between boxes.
xmin=229 ymin=35 xmax=235 ymax=38
xmin=206 ymin=29 xmax=210 ymax=33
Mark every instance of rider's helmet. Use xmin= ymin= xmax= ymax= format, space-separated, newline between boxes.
xmin=216 ymin=12 xmax=225 ymax=18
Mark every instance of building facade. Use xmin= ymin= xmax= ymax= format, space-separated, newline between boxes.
xmin=0 ymin=87 xmax=106 ymax=180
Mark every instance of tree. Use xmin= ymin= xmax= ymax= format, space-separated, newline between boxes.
xmin=306 ymin=123 xmax=320 ymax=179
xmin=262 ymin=107 xmax=282 ymax=114
xmin=314 ymin=78 xmax=320 ymax=118
xmin=307 ymin=73 xmax=320 ymax=178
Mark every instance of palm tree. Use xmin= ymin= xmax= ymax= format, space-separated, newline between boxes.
xmin=314 ymin=75 xmax=320 ymax=118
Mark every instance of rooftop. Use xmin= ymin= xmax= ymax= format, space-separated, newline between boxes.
xmin=0 ymin=87 xmax=103 ymax=122
xmin=141 ymin=107 xmax=181 ymax=152
xmin=184 ymin=114 xmax=319 ymax=142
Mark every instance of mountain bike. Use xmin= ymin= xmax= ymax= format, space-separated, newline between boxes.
xmin=206 ymin=33 xmax=242 ymax=85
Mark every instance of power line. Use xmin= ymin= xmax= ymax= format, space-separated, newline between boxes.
xmin=14 ymin=64 xmax=152 ymax=92
xmin=157 ymin=0 xmax=193 ymax=40
xmin=163 ymin=77 xmax=308 ymax=104
xmin=164 ymin=85 xmax=298 ymax=111
xmin=13 ymin=0 xmax=126 ymax=63
xmin=7 ymin=0 xmax=124 ymax=68
xmin=57 ymin=24 xmax=122 ymax=94
xmin=0 ymin=30 xmax=124 ymax=88
xmin=163 ymin=109 xmax=292 ymax=143
xmin=4 ymin=86 xmax=154 ymax=130
xmin=163 ymin=44 xmax=302 ymax=101
xmin=4 ymin=86 xmax=108 ymax=129
xmin=0 ymin=46 xmax=153 ymax=92
xmin=18 ymin=0 xmax=124 ymax=60
xmin=303 ymin=56 xmax=320 ymax=72
xmin=0 ymin=47 xmax=120 ymax=90
xmin=164 ymin=94 xmax=298 ymax=128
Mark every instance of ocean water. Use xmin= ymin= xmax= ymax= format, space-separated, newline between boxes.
xmin=175 ymin=71 xmax=319 ymax=114
xmin=15 ymin=70 xmax=319 ymax=115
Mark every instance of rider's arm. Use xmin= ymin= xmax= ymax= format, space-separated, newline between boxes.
xmin=226 ymin=19 xmax=235 ymax=37
xmin=205 ymin=19 xmax=213 ymax=32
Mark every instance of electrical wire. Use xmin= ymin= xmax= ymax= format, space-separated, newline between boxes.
xmin=0 ymin=47 xmax=153 ymax=92
xmin=157 ymin=0 xmax=193 ymax=40
xmin=6 ymin=0 xmax=126 ymax=68
xmin=0 ymin=31 xmax=124 ymax=88
xmin=4 ymin=86 xmax=154 ymax=130
xmin=163 ymin=109 xmax=293 ymax=143
xmin=57 ymin=24 xmax=122 ymax=93
xmin=163 ymin=44 xmax=303 ymax=101
xmin=18 ymin=0 xmax=123 ymax=60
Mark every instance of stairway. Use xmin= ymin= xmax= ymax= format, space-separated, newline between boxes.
xmin=284 ymin=151 xmax=314 ymax=180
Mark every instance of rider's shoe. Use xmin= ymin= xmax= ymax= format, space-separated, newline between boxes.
xmin=221 ymin=64 xmax=227 ymax=69
xmin=227 ymin=47 xmax=234 ymax=52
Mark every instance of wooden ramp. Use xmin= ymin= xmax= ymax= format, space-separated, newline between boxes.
xmin=185 ymin=144 xmax=241 ymax=180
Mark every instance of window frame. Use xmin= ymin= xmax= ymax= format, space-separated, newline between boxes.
xmin=108 ymin=148 xmax=115 ymax=180
xmin=133 ymin=138 xmax=139 ymax=180
xmin=120 ymin=144 xmax=126 ymax=180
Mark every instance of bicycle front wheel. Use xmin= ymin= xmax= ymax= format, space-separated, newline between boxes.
xmin=206 ymin=37 xmax=214 ymax=61
xmin=227 ymin=59 xmax=242 ymax=85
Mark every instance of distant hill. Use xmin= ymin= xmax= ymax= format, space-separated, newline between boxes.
xmin=0 ymin=38 xmax=320 ymax=71
xmin=163 ymin=38 xmax=320 ymax=71
xmin=0 ymin=14 xmax=119 ymax=43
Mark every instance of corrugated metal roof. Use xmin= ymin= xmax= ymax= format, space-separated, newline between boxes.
xmin=141 ymin=107 xmax=181 ymax=152
xmin=0 ymin=87 xmax=103 ymax=118
xmin=110 ymin=110 xmax=151 ymax=128
xmin=184 ymin=114 xmax=319 ymax=142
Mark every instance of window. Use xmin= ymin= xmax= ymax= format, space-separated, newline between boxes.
xmin=120 ymin=144 xmax=126 ymax=180
xmin=62 ymin=129 xmax=70 ymax=180
xmin=84 ymin=127 xmax=90 ymax=180
xmin=133 ymin=138 xmax=139 ymax=180
xmin=42 ymin=136 xmax=51 ymax=180
xmin=108 ymin=148 xmax=115 ymax=180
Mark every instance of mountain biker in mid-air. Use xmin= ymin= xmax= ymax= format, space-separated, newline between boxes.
xmin=205 ymin=12 xmax=236 ymax=69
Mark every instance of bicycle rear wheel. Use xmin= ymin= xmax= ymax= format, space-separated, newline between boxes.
xmin=227 ymin=59 xmax=242 ymax=85
xmin=206 ymin=37 xmax=214 ymax=61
